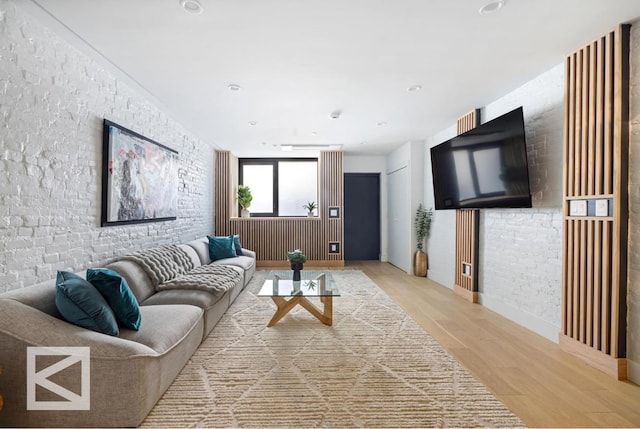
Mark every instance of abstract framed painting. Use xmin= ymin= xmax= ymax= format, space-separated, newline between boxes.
xmin=101 ymin=119 xmax=179 ymax=226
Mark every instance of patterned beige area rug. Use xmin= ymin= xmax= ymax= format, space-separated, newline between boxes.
xmin=142 ymin=270 xmax=524 ymax=428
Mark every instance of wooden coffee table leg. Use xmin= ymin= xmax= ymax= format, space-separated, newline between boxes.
xmin=268 ymin=296 xmax=333 ymax=326
xmin=268 ymin=297 xmax=300 ymax=327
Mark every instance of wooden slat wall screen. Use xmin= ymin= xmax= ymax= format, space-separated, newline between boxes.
xmin=454 ymin=110 xmax=480 ymax=303
xmin=214 ymin=151 xmax=238 ymax=232
xmin=560 ymin=25 xmax=629 ymax=380
xmin=215 ymin=150 xmax=344 ymax=266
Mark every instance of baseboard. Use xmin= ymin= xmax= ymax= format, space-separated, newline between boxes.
xmin=559 ymin=335 xmax=627 ymax=380
xmin=454 ymin=285 xmax=478 ymax=303
xmin=478 ymin=293 xmax=559 ymax=343
xmin=627 ymin=358 xmax=640 ymax=385
xmin=257 ymin=260 xmax=345 ymax=268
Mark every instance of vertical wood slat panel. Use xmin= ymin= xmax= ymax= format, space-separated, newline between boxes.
xmin=588 ymin=43 xmax=597 ymax=196
xmin=454 ymin=110 xmax=480 ymax=302
xmin=604 ymin=32 xmax=614 ymax=195
xmin=560 ymin=25 xmax=629 ymax=380
xmin=215 ymin=151 xmax=344 ymax=265
xmin=595 ymin=37 xmax=605 ymax=195
xmin=566 ymin=54 xmax=576 ymax=197
xmin=611 ymin=25 xmax=630 ymax=359
xmin=580 ymin=47 xmax=589 ymax=196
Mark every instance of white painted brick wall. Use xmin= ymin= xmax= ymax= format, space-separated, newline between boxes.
xmin=478 ymin=64 xmax=565 ymax=341
xmin=627 ymin=19 xmax=640 ymax=384
xmin=0 ymin=1 xmax=214 ymax=291
xmin=426 ymin=64 xmax=565 ymax=342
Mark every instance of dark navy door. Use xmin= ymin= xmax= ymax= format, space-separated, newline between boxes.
xmin=344 ymin=173 xmax=380 ymax=260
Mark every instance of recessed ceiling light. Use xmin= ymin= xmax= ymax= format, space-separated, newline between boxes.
xmin=330 ymin=110 xmax=342 ymax=120
xmin=311 ymin=131 xmax=317 ymax=136
xmin=407 ymin=85 xmax=422 ymax=92
xmin=249 ymin=121 xmax=257 ymax=126
xmin=261 ymin=142 xmax=267 ymax=145
xmin=228 ymin=84 xmax=241 ymax=91
xmin=180 ymin=0 xmax=203 ymax=15
xmin=377 ymin=121 xmax=387 ymax=126
xmin=479 ymin=0 xmax=505 ymax=15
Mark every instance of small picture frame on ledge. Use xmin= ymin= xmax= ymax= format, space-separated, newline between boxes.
xmin=328 ymin=207 xmax=340 ymax=219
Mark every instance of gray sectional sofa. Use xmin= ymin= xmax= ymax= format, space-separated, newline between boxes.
xmin=0 ymin=236 xmax=256 ymax=428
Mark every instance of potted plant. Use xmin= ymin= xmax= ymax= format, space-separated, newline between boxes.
xmin=302 ymin=201 xmax=317 ymax=217
xmin=287 ymin=249 xmax=307 ymax=281
xmin=414 ymin=204 xmax=433 ymax=277
xmin=237 ymin=185 xmax=253 ymax=218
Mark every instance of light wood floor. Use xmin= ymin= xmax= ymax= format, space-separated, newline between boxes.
xmin=348 ymin=260 xmax=640 ymax=428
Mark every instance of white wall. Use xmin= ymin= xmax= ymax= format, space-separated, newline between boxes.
xmin=0 ymin=1 xmax=215 ymax=291
xmin=478 ymin=64 xmax=565 ymax=342
xmin=424 ymin=24 xmax=640 ymax=382
xmin=425 ymin=125 xmax=457 ymax=287
xmin=386 ymin=141 xmax=424 ymax=274
xmin=424 ymin=64 xmax=565 ymax=343
xmin=344 ymin=155 xmax=388 ymax=261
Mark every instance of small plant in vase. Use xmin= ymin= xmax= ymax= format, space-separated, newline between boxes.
xmin=237 ymin=185 xmax=253 ymax=218
xmin=287 ymin=249 xmax=307 ymax=281
xmin=414 ymin=204 xmax=433 ymax=277
xmin=303 ymin=201 xmax=317 ymax=217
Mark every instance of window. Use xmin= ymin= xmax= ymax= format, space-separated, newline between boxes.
xmin=239 ymin=158 xmax=318 ymax=217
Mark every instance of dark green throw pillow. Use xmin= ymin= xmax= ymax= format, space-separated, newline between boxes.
xmin=207 ymin=235 xmax=237 ymax=261
xmin=55 ymin=271 xmax=119 ymax=336
xmin=87 ymin=268 xmax=142 ymax=331
xmin=232 ymin=234 xmax=243 ymax=256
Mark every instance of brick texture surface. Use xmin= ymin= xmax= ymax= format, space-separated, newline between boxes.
xmin=478 ymin=64 xmax=564 ymax=335
xmin=0 ymin=1 xmax=214 ymax=291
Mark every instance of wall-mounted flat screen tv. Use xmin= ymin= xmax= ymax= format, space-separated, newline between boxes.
xmin=430 ymin=106 xmax=532 ymax=210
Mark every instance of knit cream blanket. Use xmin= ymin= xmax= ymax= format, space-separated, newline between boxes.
xmin=121 ymin=245 xmax=241 ymax=293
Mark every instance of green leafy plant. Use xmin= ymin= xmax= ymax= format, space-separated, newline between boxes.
xmin=237 ymin=185 xmax=253 ymax=209
xmin=415 ymin=204 xmax=433 ymax=251
xmin=302 ymin=201 xmax=317 ymax=215
xmin=287 ymin=249 xmax=307 ymax=264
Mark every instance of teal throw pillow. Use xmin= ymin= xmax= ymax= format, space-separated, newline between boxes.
xmin=87 ymin=268 xmax=142 ymax=331
xmin=207 ymin=235 xmax=237 ymax=261
xmin=55 ymin=271 xmax=119 ymax=336
xmin=232 ymin=234 xmax=243 ymax=256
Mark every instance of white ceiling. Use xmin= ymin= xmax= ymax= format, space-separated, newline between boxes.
xmin=16 ymin=0 xmax=640 ymax=156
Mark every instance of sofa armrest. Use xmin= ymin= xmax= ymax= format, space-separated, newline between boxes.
xmin=241 ymin=248 xmax=256 ymax=259
xmin=0 ymin=299 xmax=156 ymax=357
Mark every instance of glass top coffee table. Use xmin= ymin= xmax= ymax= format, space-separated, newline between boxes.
xmin=258 ymin=271 xmax=340 ymax=327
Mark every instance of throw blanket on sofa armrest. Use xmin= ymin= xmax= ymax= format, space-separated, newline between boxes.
xmin=159 ymin=265 xmax=242 ymax=294
xmin=121 ymin=245 xmax=194 ymax=287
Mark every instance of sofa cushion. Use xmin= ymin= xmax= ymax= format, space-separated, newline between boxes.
xmin=178 ymin=243 xmax=202 ymax=268
xmin=87 ymin=268 xmax=142 ymax=331
xmin=212 ymin=255 xmax=255 ymax=271
xmin=207 ymin=235 xmax=237 ymax=260
xmin=141 ymin=288 xmax=228 ymax=308
xmin=232 ymin=234 xmax=243 ymax=256
xmin=104 ymin=260 xmax=157 ymax=303
xmin=186 ymin=237 xmax=212 ymax=265
xmin=119 ymin=304 xmax=203 ymax=354
xmin=55 ymin=271 xmax=119 ymax=336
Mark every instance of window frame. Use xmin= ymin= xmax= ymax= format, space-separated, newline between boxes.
xmin=238 ymin=158 xmax=318 ymax=217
